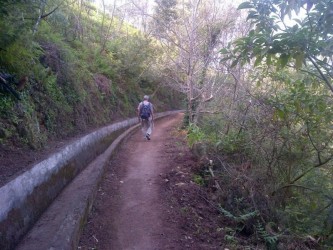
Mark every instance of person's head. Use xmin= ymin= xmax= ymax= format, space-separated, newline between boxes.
xmin=143 ymin=95 xmax=149 ymax=101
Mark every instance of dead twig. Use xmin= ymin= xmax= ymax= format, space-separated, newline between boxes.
xmin=208 ymin=160 xmax=222 ymax=191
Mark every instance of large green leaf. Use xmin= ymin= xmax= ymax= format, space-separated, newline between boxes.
xmin=237 ymin=2 xmax=253 ymax=10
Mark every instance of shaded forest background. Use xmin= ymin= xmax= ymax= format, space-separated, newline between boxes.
xmin=1 ymin=0 xmax=333 ymax=249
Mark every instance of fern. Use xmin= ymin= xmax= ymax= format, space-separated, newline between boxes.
xmin=218 ymin=205 xmax=258 ymax=223
xmin=219 ymin=206 xmax=237 ymax=220
xmin=256 ymin=221 xmax=278 ymax=249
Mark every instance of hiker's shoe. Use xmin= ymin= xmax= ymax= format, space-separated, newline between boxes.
xmin=146 ymin=133 xmax=151 ymax=140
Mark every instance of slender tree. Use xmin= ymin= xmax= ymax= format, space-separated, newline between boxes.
xmin=151 ymin=0 xmax=244 ymax=123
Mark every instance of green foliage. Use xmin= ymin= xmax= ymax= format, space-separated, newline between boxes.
xmin=216 ymin=131 xmax=246 ymax=154
xmin=0 ymin=95 xmax=15 ymax=116
xmin=197 ymin=116 xmax=224 ymax=140
xmin=222 ymin=0 xmax=333 ymax=92
xmin=192 ymin=174 xmax=205 ymax=186
xmin=191 ymin=114 xmax=248 ymax=155
xmin=216 ymin=0 xmax=333 ymax=246
xmin=152 ymin=0 xmax=178 ymax=36
xmin=187 ymin=123 xmax=205 ymax=147
xmin=0 ymin=36 xmax=43 ymax=77
xmin=91 ymin=49 xmax=116 ymax=78
xmin=185 ymin=63 xmax=333 ymax=245
xmin=0 ymin=0 xmax=180 ymax=149
xmin=224 ymin=227 xmax=238 ymax=244
xmin=244 ymin=70 xmax=333 ymax=238
xmin=219 ymin=205 xmax=258 ymax=224
xmin=281 ymin=177 xmax=333 ymax=236
xmin=256 ymin=222 xmax=278 ymax=249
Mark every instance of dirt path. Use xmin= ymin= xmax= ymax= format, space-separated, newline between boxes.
xmin=79 ymin=113 xmax=185 ymax=249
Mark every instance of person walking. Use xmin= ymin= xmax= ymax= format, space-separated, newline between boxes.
xmin=137 ymin=95 xmax=154 ymax=140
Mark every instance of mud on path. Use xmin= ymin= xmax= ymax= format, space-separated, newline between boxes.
xmin=79 ymin=113 xmax=186 ymax=249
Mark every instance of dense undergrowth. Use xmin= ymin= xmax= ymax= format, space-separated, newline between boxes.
xmin=0 ymin=0 xmax=182 ymax=149
xmin=181 ymin=0 xmax=333 ymax=248
xmin=187 ymin=76 xmax=333 ymax=248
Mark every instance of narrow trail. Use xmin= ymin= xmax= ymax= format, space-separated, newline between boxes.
xmin=79 ymin=113 xmax=184 ymax=249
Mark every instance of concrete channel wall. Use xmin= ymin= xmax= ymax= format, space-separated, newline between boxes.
xmin=0 ymin=111 xmax=181 ymax=250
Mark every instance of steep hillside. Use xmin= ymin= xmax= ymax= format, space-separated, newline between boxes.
xmin=0 ymin=1 xmax=182 ymax=151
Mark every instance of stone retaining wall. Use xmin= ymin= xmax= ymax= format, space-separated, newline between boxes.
xmin=0 ymin=111 xmax=180 ymax=250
